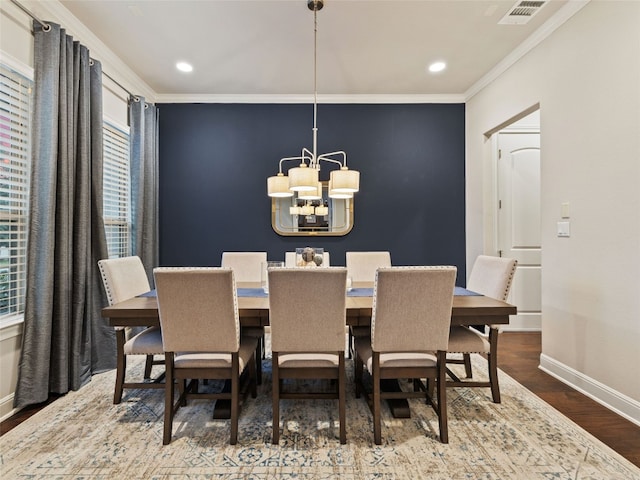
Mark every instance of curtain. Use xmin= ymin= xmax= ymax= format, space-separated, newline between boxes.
xmin=14 ymin=22 xmax=112 ymax=408
xmin=129 ymin=97 xmax=159 ymax=283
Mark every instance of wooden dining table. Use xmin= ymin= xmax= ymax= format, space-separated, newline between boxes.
xmin=102 ymin=281 xmax=516 ymax=418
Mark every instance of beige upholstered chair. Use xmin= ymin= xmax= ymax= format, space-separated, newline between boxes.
xmin=354 ymin=266 xmax=456 ymax=445
xmin=98 ymin=256 xmax=164 ymax=404
xmin=284 ymin=251 xmax=331 ymax=267
xmin=345 ymin=251 xmax=392 ymax=356
xmin=154 ymin=267 xmax=258 ymax=445
xmin=345 ymin=251 xmax=391 ymax=283
xmin=446 ymin=255 xmax=517 ymax=403
xmin=221 ymin=251 xmax=267 ymax=380
xmin=268 ymin=267 xmax=348 ymax=444
xmin=220 ymin=251 xmax=267 ymax=282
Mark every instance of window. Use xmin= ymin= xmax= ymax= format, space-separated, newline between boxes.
xmin=0 ymin=64 xmax=32 ymax=321
xmin=103 ymin=122 xmax=131 ymax=258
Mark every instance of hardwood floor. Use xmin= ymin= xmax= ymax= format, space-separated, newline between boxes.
xmin=2 ymin=332 xmax=639 ymax=468
xmin=497 ymin=332 xmax=640 ymax=468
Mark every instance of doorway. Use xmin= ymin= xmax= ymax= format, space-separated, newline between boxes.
xmin=495 ymin=111 xmax=541 ymax=331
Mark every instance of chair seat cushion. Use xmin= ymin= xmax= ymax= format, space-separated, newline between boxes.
xmin=354 ymin=337 xmax=437 ymax=372
xmin=447 ymin=326 xmax=490 ymax=353
xmin=277 ymin=353 xmax=340 ymax=369
xmin=123 ymin=326 xmax=164 ymax=355
xmin=174 ymin=337 xmax=258 ymax=371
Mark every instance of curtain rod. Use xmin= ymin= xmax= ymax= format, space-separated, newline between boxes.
xmin=10 ymin=0 xmax=140 ymax=102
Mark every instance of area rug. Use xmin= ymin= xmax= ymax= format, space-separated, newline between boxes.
xmin=1 ymin=352 xmax=638 ymax=479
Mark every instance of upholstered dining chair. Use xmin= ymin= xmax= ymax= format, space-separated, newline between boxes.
xmin=220 ymin=251 xmax=267 ymax=282
xmin=446 ymin=255 xmax=517 ymax=403
xmin=354 ymin=266 xmax=457 ymax=445
xmin=221 ymin=251 xmax=267 ymax=380
xmin=345 ymin=251 xmax=391 ymax=283
xmin=98 ymin=256 xmax=164 ymax=404
xmin=284 ymin=250 xmax=331 ymax=267
xmin=154 ymin=267 xmax=258 ymax=445
xmin=345 ymin=251 xmax=392 ymax=357
xmin=268 ymin=267 xmax=348 ymax=444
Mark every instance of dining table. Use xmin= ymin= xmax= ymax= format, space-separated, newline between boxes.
xmin=102 ymin=282 xmax=517 ymax=418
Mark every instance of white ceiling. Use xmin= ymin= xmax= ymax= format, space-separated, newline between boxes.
xmin=56 ymin=0 xmax=572 ymax=100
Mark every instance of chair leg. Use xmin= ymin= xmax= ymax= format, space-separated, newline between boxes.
xmin=230 ymin=354 xmax=239 ymax=445
xmin=272 ymin=352 xmax=280 ymax=445
xmin=255 ymin=339 xmax=262 ymax=386
xmin=463 ymin=353 xmax=473 ymax=378
xmin=354 ymin=351 xmax=363 ymax=399
xmin=114 ymin=330 xmax=126 ymax=404
xmin=144 ymin=354 xmax=154 ymax=379
xmin=488 ymin=328 xmax=501 ymax=403
xmin=249 ymin=350 xmax=257 ymax=399
xmin=163 ymin=354 xmax=175 ymax=445
xmin=372 ymin=353 xmax=382 ymax=445
xmin=437 ymin=352 xmax=449 ymax=444
xmin=338 ymin=354 xmax=346 ymax=444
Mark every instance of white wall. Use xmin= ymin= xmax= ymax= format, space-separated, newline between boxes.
xmin=466 ymin=1 xmax=640 ymax=423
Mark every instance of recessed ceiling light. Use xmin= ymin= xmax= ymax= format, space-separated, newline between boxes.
xmin=428 ymin=61 xmax=446 ymax=73
xmin=176 ymin=62 xmax=193 ymax=73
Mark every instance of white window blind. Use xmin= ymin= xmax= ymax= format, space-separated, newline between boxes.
xmin=103 ymin=122 xmax=131 ymax=258
xmin=0 ymin=64 xmax=31 ymax=320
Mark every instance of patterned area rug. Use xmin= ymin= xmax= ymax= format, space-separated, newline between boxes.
xmin=1 ymin=352 xmax=638 ymax=479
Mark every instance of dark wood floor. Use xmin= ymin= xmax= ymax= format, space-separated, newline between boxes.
xmin=2 ymin=332 xmax=639 ymax=467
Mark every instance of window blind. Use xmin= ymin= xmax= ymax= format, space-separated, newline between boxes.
xmin=0 ymin=64 xmax=31 ymax=319
xmin=103 ymin=122 xmax=131 ymax=258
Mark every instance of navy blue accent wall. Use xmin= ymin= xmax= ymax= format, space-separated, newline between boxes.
xmin=157 ymin=103 xmax=466 ymax=281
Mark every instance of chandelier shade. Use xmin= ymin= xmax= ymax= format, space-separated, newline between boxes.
xmin=288 ymin=163 xmax=319 ymax=192
xmin=268 ymin=173 xmax=294 ymax=197
xmin=329 ymin=167 xmax=360 ymax=193
xmin=297 ymin=182 xmax=323 ymax=200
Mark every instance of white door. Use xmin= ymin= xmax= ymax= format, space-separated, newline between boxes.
xmin=497 ymin=132 xmax=541 ymax=331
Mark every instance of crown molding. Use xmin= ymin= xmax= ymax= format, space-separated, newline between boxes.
xmin=464 ymin=0 xmax=590 ymax=101
xmin=155 ymin=93 xmax=465 ymax=105
xmin=24 ymin=0 xmax=156 ymax=102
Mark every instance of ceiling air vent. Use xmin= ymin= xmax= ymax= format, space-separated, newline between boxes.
xmin=498 ymin=1 xmax=547 ymax=25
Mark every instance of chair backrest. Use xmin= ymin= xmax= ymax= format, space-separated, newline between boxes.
xmin=221 ymin=251 xmax=267 ymax=283
xmin=98 ymin=256 xmax=151 ymax=305
xmin=268 ymin=267 xmax=347 ymax=353
xmin=345 ymin=251 xmax=391 ymax=282
xmin=284 ymin=251 xmax=331 ymax=267
xmin=371 ymin=266 xmax=456 ymax=353
xmin=154 ymin=267 xmax=239 ymax=353
xmin=467 ymin=255 xmax=517 ymax=301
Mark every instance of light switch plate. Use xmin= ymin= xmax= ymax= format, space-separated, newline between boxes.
xmin=561 ymin=202 xmax=570 ymax=218
xmin=557 ymin=221 xmax=570 ymax=237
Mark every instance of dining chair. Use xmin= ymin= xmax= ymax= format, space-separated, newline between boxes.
xmin=354 ymin=266 xmax=456 ymax=445
xmin=268 ymin=267 xmax=348 ymax=444
xmin=284 ymin=250 xmax=331 ymax=267
xmin=345 ymin=251 xmax=392 ymax=356
xmin=154 ymin=267 xmax=258 ymax=445
xmin=98 ymin=256 xmax=164 ymax=404
xmin=446 ymin=255 xmax=517 ymax=403
xmin=220 ymin=251 xmax=267 ymax=282
xmin=221 ymin=251 xmax=267 ymax=380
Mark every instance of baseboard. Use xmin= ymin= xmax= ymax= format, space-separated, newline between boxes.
xmin=501 ymin=326 xmax=541 ymax=332
xmin=539 ymin=353 xmax=640 ymax=427
xmin=0 ymin=393 xmax=19 ymax=423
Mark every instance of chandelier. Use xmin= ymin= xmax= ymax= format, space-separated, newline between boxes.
xmin=267 ymin=0 xmax=360 ymax=200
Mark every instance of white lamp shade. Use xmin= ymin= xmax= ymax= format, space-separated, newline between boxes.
xmin=289 ymin=164 xmax=319 ymax=192
xmin=268 ymin=173 xmax=294 ymax=197
xmin=289 ymin=206 xmax=300 ymax=215
xmin=330 ymin=167 xmax=359 ymax=193
xmin=297 ymin=182 xmax=322 ymax=200
xmin=315 ymin=205 xmax=328 ymax=215
xmin=328 ymin=178 xmax=353 ymax=199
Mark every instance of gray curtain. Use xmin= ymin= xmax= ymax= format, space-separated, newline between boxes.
xmin=129 ymin=97 xmax=159 ymax=283
xmin=14 ymin=22 xmax=112 ymax=408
